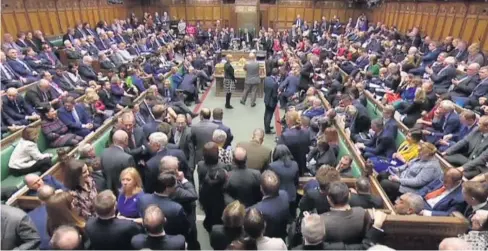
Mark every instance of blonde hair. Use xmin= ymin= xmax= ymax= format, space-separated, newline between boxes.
xmin=84 ymin=88 xmax=100 ymax=104
xmin=286 ymin=110 xmax=301 ymax=127
xmin=120 ymin=167 xmax=143 ymax=195
xmin=222 ymin=200 xmax=246 ymax=228
xmin=419 ymin=142 xmax=437 ymax=156
xmin=414 ymin=88 xmax=426 ymax=102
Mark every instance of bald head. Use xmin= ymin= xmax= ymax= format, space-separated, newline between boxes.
xmin=233 ymin=147 xmax=247 ymax=168
xmin=38 ymin=185 xmax=55 ymax=202
xmin=112 ymin=130 xmax=129 ymax=146
xmin=439 ymin=237 xmax=471 ymax=250
xmin=25 ymin=174 xmax=43 ymax=191
xmin=50 ymin=225 xmax=82 ymax=250
xmin=444 ymin=168 xmax=463 ymax=189
xmin=200 ymin=108 xmax=211 ymax=120
xmin=143 ymin=205 xmax=166 ymax=235
xmin=251 ymin=128 xmax=265 ymax=144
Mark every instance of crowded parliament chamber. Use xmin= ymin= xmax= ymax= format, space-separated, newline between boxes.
xmin=1 ymin=0 xmax=488 ymax=250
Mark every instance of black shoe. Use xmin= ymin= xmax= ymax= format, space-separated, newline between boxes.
xmin=270 ymin=126 xmax=274 ymax=129
xmin=191 ymin=113 xmax=199 ymax=118
xmin=240 ymin=100 xmax=245 ymax=105
xmin=225 ymin=104 xmax=234 ymax=109
xmin=265 ymin=130 xmax=275 ymax=134
xmin=251 ymin=103 xmax=256 ymax=107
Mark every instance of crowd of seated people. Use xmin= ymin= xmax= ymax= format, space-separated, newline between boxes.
xmin=2 ymin=12 xmax=488 ymax=251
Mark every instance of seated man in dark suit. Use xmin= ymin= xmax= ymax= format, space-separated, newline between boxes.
xmin=301 ymin=97 xmax=325 ymax=119
xmin=426 ymin=56 xmax=457 ymax=95
xmin=252 ymin=170 xmax=289 ymax=239
xmin=449 ymin=63 xmax=481 ymax=100
xmin=24 ymin=173 xmax=65 ymax=196
xmin=52 ymin=67 xmax=85 ymax=98
xmin=78 ymin=55 xmax=98 ymax=81
xmin=57 ymin=95 xmax=94 ymax=137
xmin=85 ymin=190 xmax=141 ymax=250
xmin=24 ymin=47 xmax=54 ymax=73
xmin=159 ymin=79 xmax=196 ymax=117
xmin=63 ymin=40 xmax=83 ymax=60
xmin=25 ymin=79 xmax=61 ymax=110
xmin=299 ymin=167 xmax=341 ymax=214
xmin=417 ymin=168 xmax=466 ymax=216
xmin=349 ymin=177 xmax=384 ymax=209
xmin=137 ymin=173 xmax=190 ymax=237
xmin=463 ymin=66 xmax=488 ymax=110
xmin=382 ymin=105 xmax=398 ymax=139
xmin=5 ymin=48 xmax=40 ymax=82
xmin=435 ymin=110 xmax=478 ymax=152
xmin=98 ymin=53 xmax=117 ymax=71
xmin=1 ymin=51 xmax=24 ymax=89
xmin=2 ymin=88 xmax=39 ymax=126
xmin=39 ymin=44 xmax=63 ymax=70
xmin=442 ymin=115 xmax=488 ymax=179
xmin=356 ymin=118 xmax=396 ymax=159
xmin=212 ymin=108 xmax=233 ymax=148
xmin=179 ymin=67 xmax=200 ymax=105
xmin=132 ymin=205 xmax=186 ymax=250
xmin=28 ymin=185 xmax=55 ymax=250
xmin=99 ymin=81 xmax=123 ymax=112
xmin=461 ymin=181 xmax=488 ymax=225
xmin=423 ymin=100 xmax=461 ymax=144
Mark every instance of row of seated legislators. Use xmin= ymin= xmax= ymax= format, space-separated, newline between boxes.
xmin=1 ymin=12 xmax=488 ymax=251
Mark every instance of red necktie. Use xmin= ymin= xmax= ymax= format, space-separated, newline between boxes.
xmin=425 ymin=186 xmax=446 ymax=200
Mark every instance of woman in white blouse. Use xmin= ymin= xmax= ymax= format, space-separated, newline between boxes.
xmin=8 ymin=126 xmax=53 ymax=176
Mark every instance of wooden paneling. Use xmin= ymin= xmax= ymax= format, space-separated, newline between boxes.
xmin=1 ymin=0 xmax=139 ymax=38
xmin=372 ymin=1 xmax=488 ymax=48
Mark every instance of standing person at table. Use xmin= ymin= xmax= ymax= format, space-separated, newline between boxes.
xmin=223 ymin=54 xmax=235 ymax=109
xmin=9 ymin=125 xmax=53 ymax=176
xmin=240 ymin=53 xmax=260 ymax=107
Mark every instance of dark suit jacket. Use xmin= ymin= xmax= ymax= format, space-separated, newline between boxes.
xmin=279 ymin=75 xmax=299 ymax=98
xmin=191 ymin=119 xmax=219 ymax=163
xmin=349 ymin=193 xmax=384 ymax=209
xmin=2 ymin=96 xmax=35 ymax=121
xmin=384 ymin=118 xmax=398 ymax=139
xmin=85 ymin=217 xmax=141 ymax=250
xmin=172 ymin=127 xmax=194 ymax=169
xmin=430 ymin=111 xmax=461 ymax=138
xmin=131 ymin=234 xmax=186 ymax=250
xmin=137 ymin=194 xmax=189 ymax=236
xmin=364 ymin=130 xmax=396 ymax=158
xmin=99 ymin=89 xmax=118 ymax=110
xmin=225 ymin=168 xmax=262 ymax=207
xmin=471 ymin=79 xmax=488 ymax=100
xmin=62 ymin=33 xmax=75 ymax=43
xmin=1 ymin=205 xmax=40 ymax=250
xmin=210 ymin=225 xmax=243 ymax=250
xmin=7 ymin=58 xmax=35 ymax=77
xmin=299 ymin=61 xmax=314 ymax=89
xmin=58 ymin=104 xmax=92 ymax=131
xmin=416 ymin=178 xmax=466 ymax=216
xmin=269 ymin=160 xmax=299 ymax=202
xmin=299 ymin=187 xmax=331 ymax=214
xmin=278 ymin=127 xmax=311 ymax=175
xmin=264 ymin=76 xmax=279 ymax=108
xmin=253 ymin=190 xmax=289 ymax=238
xmin=78 ymin=63 xmax=98 ymax=81
xmin=431 ymin=65 xmax=457 ymax=94
xmin=145 ymin=148 xmax=188 ymax=194
xmin=179 ymin=74 xmax=197 ymax=93
xmin=451 ymin=74 xmax=480 ymax=97
xmin=27 ymin=205 xmax=49 ymax=250
xmin=25 ymin=86 xmax=55 ymax=109
xmin=100 ymin=146 xmax=135 ymax=195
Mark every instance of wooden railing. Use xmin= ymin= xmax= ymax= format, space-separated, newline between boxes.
xmin=6 ymin=66 xmax=180 ymax=209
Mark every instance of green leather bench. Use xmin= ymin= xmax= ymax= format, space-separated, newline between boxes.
xmin=0 ymin=129 xmax=61 ymax=189
xmin=92 ymin=129 xmax=112 ymax=157
xmin=47 ymin=36 xmax=64 ymax=48
xmin=365 ymin=99 xmax=407 ymax=149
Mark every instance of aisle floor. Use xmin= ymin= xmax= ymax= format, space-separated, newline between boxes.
xmin=189 ymin=83 xmax=281 ymax=249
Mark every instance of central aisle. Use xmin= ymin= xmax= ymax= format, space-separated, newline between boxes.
xmin=190 ymin=82 xmax=281 ymax=249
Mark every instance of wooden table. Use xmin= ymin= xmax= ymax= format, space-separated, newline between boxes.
xmin=214 ymin=60 xmax=266 ymax=97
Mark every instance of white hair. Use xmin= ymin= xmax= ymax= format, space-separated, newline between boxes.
xmin=440 ymin=100 xmax=455 ymax=112
xmin=301 ymin=214 xmax=325 ymax=245
xmin=444 ymin=56 xmax=456 ymax=65
xmin=78 ymin=143 xmax=93 ymax=158
xmin=403 ymin=192 xmax=424 ymax=214
xmin=212 ymin=129 xmax=227 ymax=144
xmin=149 ymin=132 xmax=168 ymax=148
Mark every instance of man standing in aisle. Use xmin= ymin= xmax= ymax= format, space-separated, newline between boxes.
xmin=241 ymin=53 xmax=260 ymax=107
xmin=263 ymin=68 xmax=279 ymax=134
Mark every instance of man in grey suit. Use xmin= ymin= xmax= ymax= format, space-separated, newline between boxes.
xmin=101 ymin=130 xmax=136 ymax=196
xmin=240 ymin=53 xmax=260 ymax=107
xmin=1 ymin=205 xmax=40 ymax=250
xmin=426 ymin=56 xmax=457 ymax=95
xmin=191 ymin=108 xmax=219 ymax=165
xmin=442 ymin=115 xmax=488 ymax=179
xmin=173 ymin=114 xmax=194 ymax=170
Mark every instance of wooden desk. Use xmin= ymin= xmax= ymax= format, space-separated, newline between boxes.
xmin=214 ymin=60 xmax=266 ymax=97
